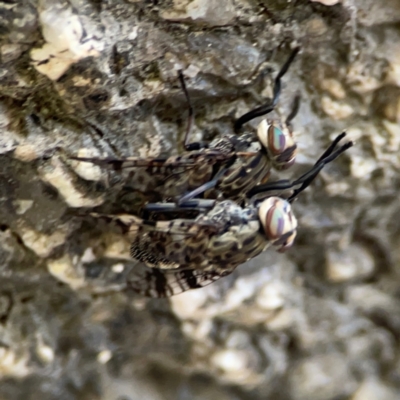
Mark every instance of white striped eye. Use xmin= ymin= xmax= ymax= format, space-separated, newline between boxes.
xmin=256 ymin=119 xmax=297 ymax=170
xmin=258 ymin=196 xmax=298 ymax=252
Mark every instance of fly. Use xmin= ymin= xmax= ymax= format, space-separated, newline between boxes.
xmin=71 ymin=48 xmax=300 ymax=207
xmin=110 ymin=133 xmax=353 ymax=297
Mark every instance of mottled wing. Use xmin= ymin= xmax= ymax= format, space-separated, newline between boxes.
xmin=70 ymin=156 xmax=197 ymax=169
xmin=129 ymin=218 xmax=222 ymax=270
xmin=71 ymin=154 xmax=224 ymax=199
xmin=127 ymin=266 xmax=231 ymax=297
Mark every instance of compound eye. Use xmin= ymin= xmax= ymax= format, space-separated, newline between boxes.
xmin=274 ymin=230 xmax=297 ymax=253
xmin=258 ymin=197 xmax=298 ymax=251
xmin=257 ymin=120 xmax=297 ymax=170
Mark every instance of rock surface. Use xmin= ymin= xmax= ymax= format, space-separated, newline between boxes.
xmin=1 ymin=0 xmax=400 ymax=399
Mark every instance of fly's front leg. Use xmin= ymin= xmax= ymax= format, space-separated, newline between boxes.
xmin=177 ymin=70 xmax=209 ymax=151
xmin=285 ymin=93 xmax=301 ymax=129
xmin=176 ymin=170 xmax=228 ymax=205
xmin=247 ymin=132 xmax=354 ymax=201
xmin=234 ymin=47 xmax=300 ymax=133
xmin=143 ymin=199 xmax=217 ymax=215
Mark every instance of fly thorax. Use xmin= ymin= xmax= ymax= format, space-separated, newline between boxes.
xmin=228 ymin=218 xmax=260 ymax=236
xmin=209 ymin=136 xmax=235 ymax=154
xmin=207 ymin=200 xmax=242 ymax=225
xmin=257 ymin=119 xmax=297 ymax=171
xmin=225 ymin=133 xmax=258 ymax=152
xmin=247 ymin=140 xmax=262 ymax=153
xmin=258 ymin=196 xmax=298 ymax=252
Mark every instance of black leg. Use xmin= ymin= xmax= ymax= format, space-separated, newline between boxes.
xmin=285 ymin=93 xmax=301 ymax=127
xmin=234 ymin=47 xmax=300 ymax=133
xmin=246 ymin=132 xmax=353 ymax=201
xmin=144 ymin=199 xmax=217 ymax=214
xmin=176 ymin=178 xmax=220 ymax=205
xmin=178 ymin=70 xmax=209 ymax=151
xmin=287 ymin=139 xmax=352 ymax=202
xmin=176 ymin=164 xmax=233 ymax=205
xmin=313 ymin=131 xmax=347 ymax=165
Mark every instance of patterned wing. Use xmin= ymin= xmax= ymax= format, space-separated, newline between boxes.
xmin=127 ymin=266 xmax=232 ymax=297
xmin=71 ymin=153 xmax=225 ymax=199
xmin=129 ymin=217 xmax=223 ymax=270
xmin=70 ymin=155 xmax=196 ymax=170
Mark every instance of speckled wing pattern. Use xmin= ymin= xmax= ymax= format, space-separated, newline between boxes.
xmin=123 ymin=200 xmax=268 ymax=297
xmin=127 ymin=267 xmax=231 ymax=297
xmin=126 ymin=217 xmax=233 ymax=297
xmin=70 ymin=149 xmax=235 ymax=200
xmin=128 ymin=216 xmax=224 ymax=270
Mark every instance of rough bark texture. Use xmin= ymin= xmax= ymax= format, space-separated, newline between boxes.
xmin=1 ymin=0 xmax=400 ymax=399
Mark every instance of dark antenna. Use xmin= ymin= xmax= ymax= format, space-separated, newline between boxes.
xmin=247 ymin=132 xmax=353 ymax=202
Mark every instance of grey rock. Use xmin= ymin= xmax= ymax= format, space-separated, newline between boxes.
xmin=0 ymin=0 xmax=400 ymax=399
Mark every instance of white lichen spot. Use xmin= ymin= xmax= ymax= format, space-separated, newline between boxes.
xmin=181 ymin=319 xmax=213 ymax=342
xmin=350 ymin=155 xmax=377 ymax=179
xmin=128 ymin=26 xmax=139 ymax=41
xmin=211 ymin=349 xmax=252 ymax=381
xmin=71 ymin=149 xmax=103 ymax=182
xmin=320 ymin=78 xmax=346 ymax=99
xmin=352 ymin=379 xmax=398 ymax=400
xmin=310 ymin=0 xmax=340 ymax=5
xmin=1 ymin=43 xmax=22 ymax=63
xmin=39 ymin=157 xmax=104 ymax=208
xmin=326 ymin=244 xmax=375 ymax=283
xmin=387 ymin=54 xmax=400 ymax=87
xmin=321 ymin=96 xmax=354 ymax=119
xmin=111 ymin=263 xmax=125 ymax=273
xmin=184 ymin=64 xmax=201 ymax=79
xmin=347 ymin=61 xmax=382 ymax=94
xmin=170 ymin=288 xmax=209 ymax=319
xmin=383 ymin=120 xmax=400 ymax=152
xmin=346 ymin=285 xmax=397 ymax=313
xmin=103 ymin=233 xmax=131 ymax=260
xmin=338 ymin=127 xmax=364 ymax=142
xmin=225 ymin=330 xmax=250 ymax=348
xmin=270 ymin=23 xmax=283 ymax=36
xmin=36 ymin=339 xmax=55 ymax=364
xmin=0 ymin=103 xmax=10 ymax=129
xmin=18 ymin=226 xmax=67 ymax=258
xmin=211 ymin=349 xmax=247 ymax=371
xmin=30 ymin=5 xmax=104 ymax=80
xmin=161 ymin=0 xmax=236 ymax=27
xmin=81 ymin=247 xmax=96 ymax=264
xmin=0 ymin=347 xmax=30 ymax=378
xmin=325 ymin=181 xmax=351 ymax=197
xmin=13 ymin=144 xmax=39 ymax=162
xmin=305 ymin=17 xmax=328 ymax=37
xmin=47 ymin=254 xmax=86 ymax=290
xmin=12 ymin=199 xmax=34 ymax=215
xmin=266 ymin=308 xmax=298 ymax=331
xmin=97 ymin=349 xmax=112 ymax=364
xmin=224 ymin=274 xmax=260 ymax=309
xmin=71 ymin=76 xmax=92 ymax=87
xmin=256 ymin=282 xmax=286 ymax=310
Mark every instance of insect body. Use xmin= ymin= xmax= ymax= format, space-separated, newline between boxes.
xmin=71 ymin=48 xmax=300 ymax=207
xmin=132 ymin=197 xmax=296 ymax=268
xmin=121 ymin=133 xmax=353 ymax=297
xmin=123 ymin=196 xmax=296 ymax=297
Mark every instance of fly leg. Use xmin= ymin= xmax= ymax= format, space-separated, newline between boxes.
xmin=247 ymin=132 xmax=353 ymax=201
xmin=285 ymin=93 xmax=301 ymax=129
xmin=143 ymin=199 xmax=217 ymax=215
xmin=234 ymin=47 xmax=300 ymax=133
xmin=178 ymin=70 xmax=210 ymax=151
